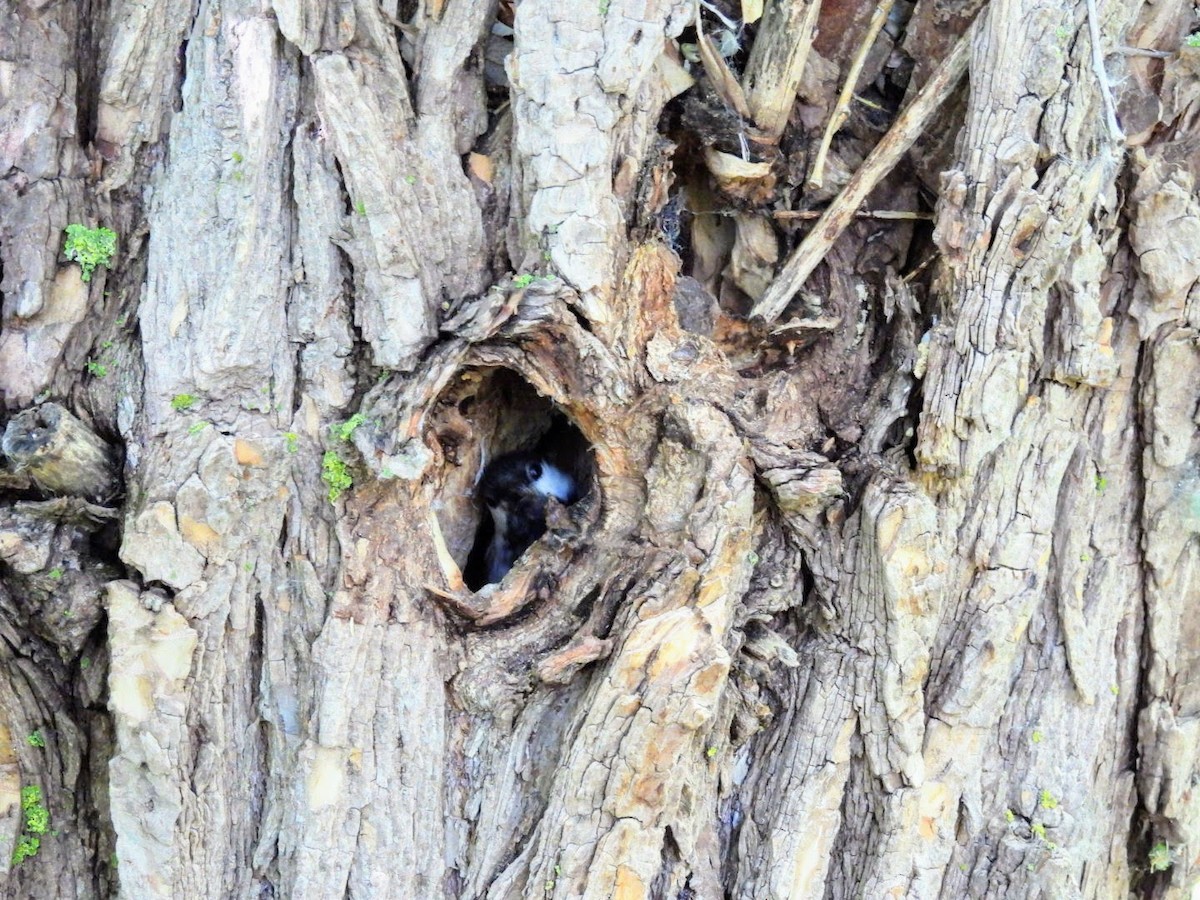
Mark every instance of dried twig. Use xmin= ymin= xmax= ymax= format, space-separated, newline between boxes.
xmin=751 ymin=20 xmax=977 ymax=323
xmin=901 ymin=252 xmax=939 ymax=283
xmin=15 ymin=497 xmax=120 ymax=527
xmin=1085 ymin=0 xmax=1126 ymax=144
xmin=808 ymin=0 xmax=897 ymax=189
xmin=773 ymin=209 xmax=932 ymax=221
xmin=1117 ymin=45 xmax=1173 ymax=59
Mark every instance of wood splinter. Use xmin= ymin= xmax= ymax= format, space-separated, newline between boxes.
xmin=425 ymin=568 xmax=540 ymax=627
xmin=537 ymin=636 xmax=614 ymax=684
xmin=1 ymin=403 xmax=122 ymax=504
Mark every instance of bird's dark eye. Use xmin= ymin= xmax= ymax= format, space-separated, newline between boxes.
xmin=526 ymin=461 xmax=542 ymax=482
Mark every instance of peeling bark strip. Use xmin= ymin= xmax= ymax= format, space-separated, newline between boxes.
xmin=3 ymin=0 xmax=1200 ymax=897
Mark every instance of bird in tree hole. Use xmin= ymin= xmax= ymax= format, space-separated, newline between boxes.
xmin=473 ymin=450 xmax=578 ymax=586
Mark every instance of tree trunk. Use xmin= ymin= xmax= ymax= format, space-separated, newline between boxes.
xmin=1 ymin=0 xmax=1198 ymax=897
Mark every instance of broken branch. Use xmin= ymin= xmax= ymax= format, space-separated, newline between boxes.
xmin=742 ymin=0 xmax=823 ymax=140
xmin=1 ymin=403 xmax=121 ymax=504
xmin=751 ymin=19 xmax=977 ymax=323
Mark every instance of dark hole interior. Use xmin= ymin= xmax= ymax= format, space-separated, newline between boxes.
xmin=427 ymin=368 xmax=592 ymax=591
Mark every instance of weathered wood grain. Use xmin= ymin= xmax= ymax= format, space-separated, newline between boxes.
xmin=1 ymin=404 xmax=120 ymax=504
xmin=2 ymin=0 xmax=1199 ymax=897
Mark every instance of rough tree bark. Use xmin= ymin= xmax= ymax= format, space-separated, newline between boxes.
xmin=1 ymin=0 xmax=1198 ymax=898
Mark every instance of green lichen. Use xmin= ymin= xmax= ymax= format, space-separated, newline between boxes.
xmin=11 ymin=785 xmax=50 ymax=865
xmin=1039 ymin=789 xmax=1058 ymax=810
xmin=1185 ymin=32 xmax=1200 ymax=48
xmin=63 ymin=224 xmax=117 ymax=282
xmin=322 ymin=451 xmax=353 ymax=503
xmin=11 ymin=835 xmax=39 ymax=866
xmin=171 ymin=394 xmax=199 ymax=412
xmin=331 ymin=413 xmax=366 ymax=443
xmin=1149 ymin=841 xmax=1172 ymax=872
xmin=22 ymin=787 xmax=49 ymax=835
xmin=322 ymin=416 xmax=368 ymax=502
xmin=284 ymin=432 xmax=299 ymax=454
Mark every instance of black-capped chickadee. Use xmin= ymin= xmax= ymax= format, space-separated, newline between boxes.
xmin=476 ymin=450 xmax=578 ymax=585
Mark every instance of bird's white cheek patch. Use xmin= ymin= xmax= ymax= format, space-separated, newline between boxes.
xmin=533 ymin=464 xmax=575 ymax=502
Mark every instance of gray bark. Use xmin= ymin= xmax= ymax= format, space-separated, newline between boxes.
xmin=1 ymin=0 xmax=1198 ymax=898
